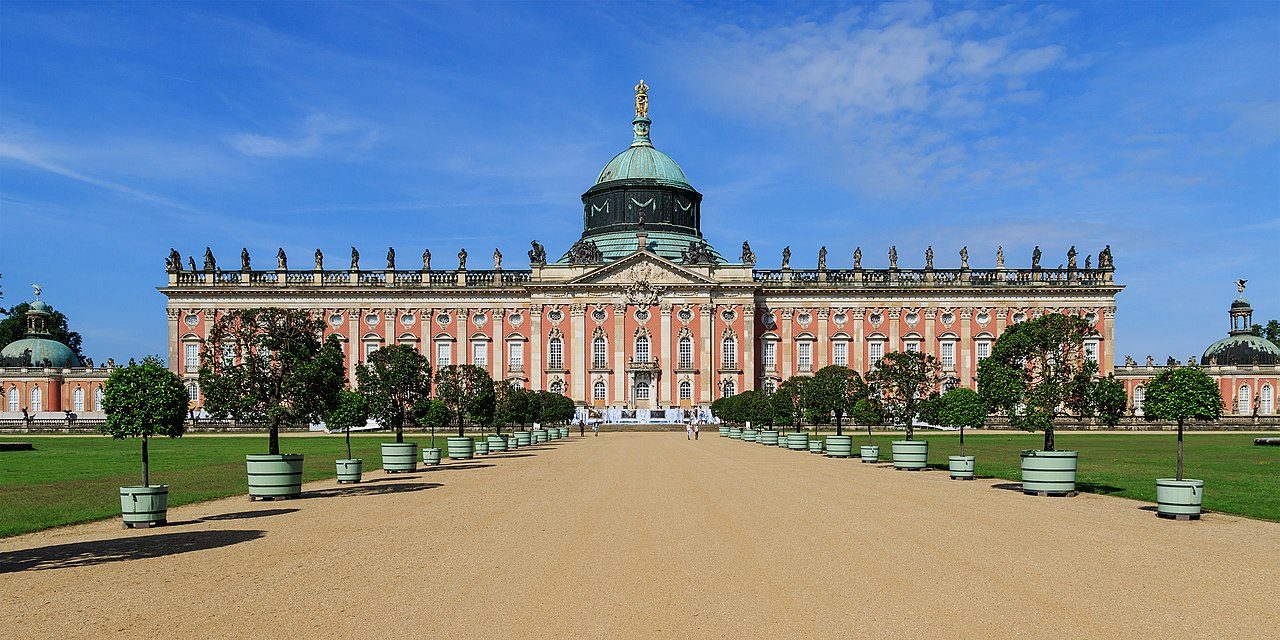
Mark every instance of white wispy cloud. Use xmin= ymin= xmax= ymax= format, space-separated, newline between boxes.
xmin=228 ymin=113 xmax=380 ymax=158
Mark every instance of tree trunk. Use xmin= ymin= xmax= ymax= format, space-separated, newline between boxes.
xmin=1044 ymin=425 xmax=1055 ymax=452
xmin=835 ymin=411 xmax=843 ymax=436
xmin=430 ymin=426 xmax=436 ymax=450
xmin=268 ymin=418 xmax=280 ymax=456
xmin=457 ymin=415 xmax=465 ymax=438
xmin=959 ymin=424 xmax=965 ymax=456
xmin=1176 ymin=418 xmax=1184 ymax=481
xmin=867 ymin=422 xmax=873 ymax=445
xmin=142 ymin=435 xmax=150 ymax=487
xmin=395 ymin=417 xmax=404 ymax=444
xmin=345 ymin=426 xmax=352 ymax=460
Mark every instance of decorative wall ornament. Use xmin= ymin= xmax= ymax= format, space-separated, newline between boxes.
xmin=436 ymin=312 xmax=451 ymax=326
xmin=567 ymin=239 xmax=604 ymax=264
xmin=677 ymin=307 xmax=694 ymax=323
xmin=547 ymin=308 xmax=564 ymax=323
xmin=796 ymin=311 xmax=812 ymax=327
xmin=592 ymin=307 xmax=608 ymax=323
xmin=721 ymin=308 xmax=737 ymax=323
xmin=634 ymin=308 xmax=650 ymax=322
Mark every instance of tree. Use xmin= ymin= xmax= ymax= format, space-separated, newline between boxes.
xmin=745 ymin=388 xmax=776 ymax=427
xmin=771 ymin=376 xmax=808 ymax=428
xmin=937 ymin=387 xmax=985 ymax=456
xmin=324 ymin=389 xmax=369 ymax=462
xmin=0 ymin=301 xmax=85 ymax=361
xmin=1090 ymin=374 xmax=1128 ymax=428
xmin=915 ymin=392 xmax=944 ymax=427
xmin=1143 ymin=367 xmax=1224 ymax=481
xmin=412 ymin=398 xmax=451 ymax=449
xmin=1250 ymin=319 xmax=1280 ymax=349
xmin=100 ymin=356 xmax=188 ymax=487
xmin=355 ymin=345 xmax=432 ymax=444
xmin=435 ymin=365 xmax=495 ymax=436
xmin=977 ymin=313 xmax=1098 ymax=452
xmin=199 ymin=308 xmax=345 ymax=456
xmin=495 ymin=382 xmax=533 ymax=432
xmin=850 ymin=396 xmax=883 ymax=444
xmin=866 ymin=350 xmax=943 ymax=441
xmin=806 ymin=365 xmax=858 ymax=436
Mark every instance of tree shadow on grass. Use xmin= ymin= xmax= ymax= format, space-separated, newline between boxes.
xmin=203 ymin=508 xmax=299 ymax=521
xmin=0 ymin=529 xmax=265 ymax=573
xmin=303 ymin=482 xmax=440 ymax=499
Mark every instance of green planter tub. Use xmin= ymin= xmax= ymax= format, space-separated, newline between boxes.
xmin=741 ymin=429 xmax=758 ymax=442
xmin=423 ymin=447 xmax=442 ymax=465
xmin=808 ymin=440 xmax=824 ymax=453
xmin=948 ymin=455 xmax=975 ymax=480
xmin=786 ymin=432 xmax=809 ymax=451
xmin=514 ymin=431 xmax=532 ymax=447
xmin=475 ymin=440 xmax=490 ymax=455
xmin=381 ymin=442 xmax=419 ymax=473
xmin=1156 ymin=478 xmax=1204 ymax=519
xmin=758 ymin=430 xmax=779 ymax=446
xmin=825 ymin=435 xmax=853 ymax=458
xmin=447 ymin=436 xmax=475 ymax=460
xmin=1020 ymin=450 xmax=1078 ymax=495
xmin=719 ymin=426 xmax=731 ymax=437
xmin=860 ymin=445 xmax=879 ymax=463
xmin=534 ymin=430 xmax=549 ymax=444
xmin=120 ymin=485 xmax=168 ymax=528
xmin=246 ymin=454 xmax=304 ymax=499
xmin=891 ymin=440 xmax=928 ymax=470
xmin=729 ymin=427 xmax=743 ymax=439
xmin=487 ymin=435 xmax=508 ymax=452
xmin=547 ymin=428 xmax=558 ymax=441
xmin=335 ymin=458 xmax=363 ymax=484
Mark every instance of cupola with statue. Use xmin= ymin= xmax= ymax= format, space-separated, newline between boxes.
xmin=561 ymin=80 xmax=724 ymax=264
xmin=1201 ymin=279 xmax=1279 ymax=366
xmin=0 ymin=285 xmax=81 ymax=368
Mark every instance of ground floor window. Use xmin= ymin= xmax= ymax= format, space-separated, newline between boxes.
xmin=94 ymin=387 xmax=103 ymax=411
xmin=1133 ymin=386 xmax=1144 ymax=415
xmin=73 ymin=387 xmax=85 ymax=412
xmin=678 ymin=380 xmax=692 ymax=400
xmin=833 ymin=341 xmax=848 ymax=366
xmin=1262 ymin=384 xmax=1274 ymax=415
xmin=636 ymin=381 xmax=650 ymax=400
xmin=8 ymin=387 xmax=19 ymax=412
xmin=1238 ymin=385 xmax=1251 ymax=414
xmin=593 ymin=380 xmax=607 ymax=401
xmin=30 ymin=387 xmax=42 ymax=412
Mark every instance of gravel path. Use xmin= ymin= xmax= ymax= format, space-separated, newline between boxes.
xmin=2 ymin=433 xmax=1276 ymax=639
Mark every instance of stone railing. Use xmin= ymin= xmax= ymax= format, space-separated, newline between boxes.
xmin=752 ymin=267 xmax=1115 ymax=288
xmin=168 ymin=268 xmax=536 ymax=289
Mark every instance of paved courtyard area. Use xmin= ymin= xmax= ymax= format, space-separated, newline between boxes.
xmin=2 ymin=433 xmax=1276 ymax=639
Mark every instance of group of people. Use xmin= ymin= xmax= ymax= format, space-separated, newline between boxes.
xmin=685 ymin=420 xmax=702 ymax=440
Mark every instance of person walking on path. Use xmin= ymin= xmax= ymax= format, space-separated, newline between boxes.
xmin=578 ymin=420 xmax=585 ymax=437
xmin=686 ymin=421 xmax=692 ymax=440
xmin=694 ymin=421 xmax=700 ymax=440
xmin=593 ymin=421 xmax=599 ymax=437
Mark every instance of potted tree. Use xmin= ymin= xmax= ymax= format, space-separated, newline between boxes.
xmin=414 ymin=399 xmax=450 ymax=465
xmin=1143 ymin=367 xmax=1223 ymax=519
xmin=200 ymin=308 xmax=345 ymax=500
xmin=356 ymin=344 xmax=432 ymax=473
xmin=492 ymin=382 xmax=529 ymax=452
xmin=775 ymin=376 xmax=811 ymax=450
xmin=978 ymin=313 xmax=1100 ymax=495
xmin=938 ymin=387 xmax=985 ymax=480
xmin=811 ymin=365 xmax=859 ymax=458
xmin=101 ymin=357 xmax=188 ymax=528
xmin=326 ymin=389 xmax=369 ymax=483
xmin=747 ymin=388 xmax=778 ymax=446
xmin=851 ymin=395 xmax=884 ymax=462
xmin=867 ymin=350 xmax=942 ymax=470
xmin=436 ymin=364 xmax=494 ymax=459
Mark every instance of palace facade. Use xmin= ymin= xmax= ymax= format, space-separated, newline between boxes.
xmin=158 ymin=82 xmax=1124 ymax=414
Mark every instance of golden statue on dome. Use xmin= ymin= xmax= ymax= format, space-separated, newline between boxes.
xmin=634 ymin=79 xmax=649 ymax=118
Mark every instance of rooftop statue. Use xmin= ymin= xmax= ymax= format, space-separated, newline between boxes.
xmin=528 ymin=241 xmax=547 ymax=265
xmin=959 ymin=246 xmax=969 ymax=269
xmin=166 ymin=248 xmax=181 ymax=273
xmin=458 ymin=248 xmax=468 ymax=270
xmin=350 ymin=246 xmax=360 ymax=270
xmin=241 ymin=248 xmax=251 ymax=271
xmin=387 ymin=246 xmax=395 ymax=270
xmin=277 ymin=248 xmax=287 ymax=270
xmin=493 ymin=248 xmax=503 ymax=270
xmin=740 ymin=241 xmax=755 ymax=264
xmin=422 ymin=248 xmax=431 ymax=270
xmin=1067 ymin=245 xmax=1078 ymax=270
xmin=1031 ymin=245 xmax=1041 ymax=269
xmin=634 ymin=79 xmax=649 ymax=118
xmin=924 ymin=246 xmax=934 ymax=270
xmin=1236 ymin=278 xmax=1247 ymax=293
xmin=1098 ymin=244 xmax=1113 ymax=269
xmin=567 ymin=239 xmax=604 ymax=265
xmin=203 ymin=247 xmax=216 ymax=272
xmin=187 ymin=256 xmax=197 ymax=272
xmin=315 ymin=248 xmax=323 ymax=270
xmin=1085 ymin=254 xmax=1092 ymax=269
xmin=818 ymin=246 xmax=827 ymax=270
xmin=996 ymin=245 xmax=1005 ymax=269
xmin=1146 ymin=355 xmax=1154 ymax=367
xmin=781 ymin=246 xmax=791 ymax=269
xmin=888 ymin=245 xmax=898 ymax=269
xmin=853 ymin=246 xmax=862 ymax=269
xmin=681 ymin=240 xmax=715 ymax=265
xmin=1125 ymin=355 xmax=1136 ymax=366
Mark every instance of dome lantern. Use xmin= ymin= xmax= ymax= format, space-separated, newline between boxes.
xmin=1201 ymin=279 xmax=1279 ymax=366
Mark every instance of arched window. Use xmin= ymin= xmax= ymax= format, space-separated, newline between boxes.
xmin=722 ymin=379 xmax=736 ymax=397
xmin=592 ymin=336 xmax=608 ymax=369
xmin=763 ymin=379 xmax=776 ymax=393
xmin=635 ymin=334 xmax=650 ymax=362
xmin=678 ymin=380 xmax=692 ymax=400
xmin=721 ymin=336 xmax=737 ymax=369
xmin=678 ymin=336 xmax=693 ymax=369
xmin=593 ymin=380 xmax=607 ymax=401
xmin=93 ymin=387 xmax=104 ymax=411
xmin=1261 ymin=384 xmax=1274 ymax=415
xmin=636 ymin=381 xmax=651 ymax=400
xmin=549 ymin=380 xmax=565 ymax=394
xmin=188 ymin=383 xmax=200 ymax=402
xmin=1238 ymin=385 xmax=1251 ymax=415
xmin=548 ymin=336 xmax=563 ymax=369
xmin=73 ymin=387 xmax=85 ymax=412
xmin=7 ymin=387 xmax=18 ymax=412
xmin=30 ymin=387 xmax=42 ymax=412
xmin=1133 ymin=386 xmax=1145 ymax=416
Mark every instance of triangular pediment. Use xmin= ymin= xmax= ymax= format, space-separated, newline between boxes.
xmin=568 ymin=251 xmax=715 ymax=287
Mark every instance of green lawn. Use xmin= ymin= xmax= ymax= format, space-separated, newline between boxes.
xmin=0 ymin=433 xmax=502 ymax=538
xmin=796 ymin=431 xmax=1280 ymax=521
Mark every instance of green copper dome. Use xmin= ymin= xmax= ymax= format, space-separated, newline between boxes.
xmin=595 ymin=119 xmax=691 ymax=188
xmin=1 ymin=337 xmax=77 ymax=368
xmin=1201 ymin=333 xmax=1280 ymax=366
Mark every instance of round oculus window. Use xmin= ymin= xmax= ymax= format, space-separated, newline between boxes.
xmin=184 ymin=314 xmax=199 ymax=327
xmin=328 ymin=313 xmax=343 ymax=327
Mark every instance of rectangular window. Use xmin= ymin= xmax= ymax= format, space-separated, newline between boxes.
xmin=7 ymin=388 xmax=19 ymax=412
xmin=679 ymin=382 xmax=692 ymax=400
xmin=221 ymin=343 xmax=235 ymax=366
xmin=187 ymin=383 xmax=199 ymax=401
xmin=869 ymin=341 xmax=884 ymax=368
xmin=1084 ymin=341 xmax=1098 ymax=363
xmin=364 ymin=343 xmax=379 ymax=360
xmin=678 ymin=339 xmax=693 ymax=369
xmin=73 ymin=388 xmax=85 ymax=412
xmin=941 ymin=342 xmax=956 ymax=369
xmin=94 ymin=388 xmax=103 ymax=411
xmin=508 ymin=342 xmax=523 ymax=370
xmin=976 ymin=341 xmax=990 ymax=361
xmin=763 ymin=341 xmax=776 ymax=371
xmin=797 ymin=342 xmax=812 ymax=372
xmin=636 ymin=338 xmax=650 ymax=362
xmin=721 ymin=339 xmax=737 ymax=369
xmin=833 ymin=342 xmax=848 ymax=366
xmin=473 ymin=342 xmax=488 ymax=367
xmin=436 ymin=342 xmax=452 ymax=368
xmin=593 ymin=339 xmax=608 ymax=370
xmin=904 ymin=341 xmax=921 ymax=353
xmin=184 ymin=343 xmax=199 ymax=373
xmin=548 ymin=340 xmax=564 ymax=369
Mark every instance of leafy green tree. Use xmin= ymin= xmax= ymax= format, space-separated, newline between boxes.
xmin=916 ymin=392 xmax=944 ymax=427
xmin=770 ymin=376 xmax=809 ymax=429
xmin=324 ymin=389 xmax=369 ymax=461
xmin=435 ymin=365 xmax=495 ymax=436
xmin=101 ymin=356 xmax=188 ymax=487
xmin=937 ymin=387 xmax=985 ymax=456
xmin=0 ymin=301 xmax=85 ymax=362
xmin=199 ymin=308 xmax=345 ymax=456
xmin=977 ymin=313 xmax=1098 ymax=452
xmin=1090 ymin=374 xmax=1128 ymax=428
xmin=746 ymin=388 xmax=776 ymax=427
xmin=1250 ymin=319 xmax=1280 ymax=349
xmin=1143 ymin=367 xmax=1224 ymax=481
xmin=850 ymin=396 xmax=883 ymax=445
xmin=355 ymin=344 xmax=432 ymax=444
xmin=805 ymin=366 xmax=850 ymax=435
xmin=494 ymin=382 xmax=532 ymax=432
xmin=866 ymin=350 xmax=943 ymax=441
xmin=412 ymin=398 xmax=452 ymax=449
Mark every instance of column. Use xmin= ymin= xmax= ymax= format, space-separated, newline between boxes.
xmin=660 ymin=304 xmax=673 ymax=402
xmin=742 ymin=305 xmax=755 ymax=391
xmin=1103 ymin=306 xmax=1117 ymax=375
xmin=852 ymin=308 xmax=865 ymax=374
xmin=700 ymin=304 xmax=713 ymax=401
xmin=888 ymin=309 xmax=901 ymax=351
xmin=816 ymin=308 xmax=829 ymax=369
xmin=924 ymin=308 xmax=937 ymax=357
xmin=166 ymin=308 xmax=180 ymax=374
xmin=530 ymin=305 xmax=544 ymax=391
xmin=492 ymin=308 xmax=504 ymax=382
xmin=960 ymin=308 xmax=973 ymax=387
xmin=346 ymin=310 xmax=359 ymax=383
xmin=780 ymin=308 xmax=794 ymax=378
xmin=571 ymin=304 xmax=586 ymax=401
xmin=613 ymin=304 xmax=625 ymax=405
xmin=455 ymin=308 xmax=467 ymax=364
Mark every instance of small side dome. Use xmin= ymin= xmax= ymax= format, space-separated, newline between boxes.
xmin=1201 ymin=334 xmax=1280 ymax=366
xmin=0 ymin=337 xmax=79 ymax=368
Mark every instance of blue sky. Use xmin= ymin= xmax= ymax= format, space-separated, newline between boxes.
xmin=2 ymin=1 xmax=1277 ymax=363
